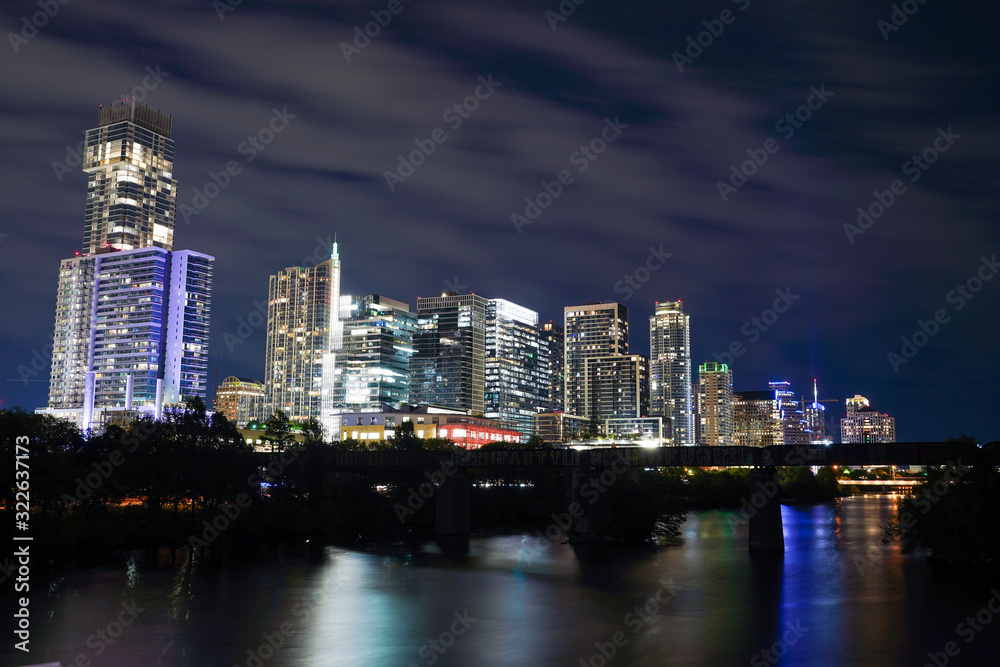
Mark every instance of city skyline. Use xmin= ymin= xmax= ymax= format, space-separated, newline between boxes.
xmin=1 ymin=0 xmax=997 ymax=444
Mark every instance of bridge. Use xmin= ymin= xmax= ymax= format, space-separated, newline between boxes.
xmin=323 ymin=441 xmax=997 ymax=552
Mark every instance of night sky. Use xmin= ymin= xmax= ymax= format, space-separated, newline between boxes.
xmin=1 ymin=0 xmax=997 ymax=442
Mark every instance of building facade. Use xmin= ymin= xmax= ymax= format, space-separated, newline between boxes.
xmin=411 ymin=292 xmax=489 ymax=414
xmin=484 ymin=299 xmax=550 ymax=438
xmin=540 ymin=321 xmax=565 ymax=412
xmin=649 ymin=301 xmax=694 ymax=446
xmin=264 ymin=260 xmax=332 ymax=423
xmin=533 ymin=411 xmax=590 ymax=444
xmin=216 ymin=377 xmax=265 ymax=427
xmin=82 ymin=100 xmax=176 ymax=255
xmin=564 ymin=302 xmax=629 ymax=420
xmin=332 ymin=405 xmax=521 ymax=448
xmin=697 ymin=361 xmax=734 ymax=446
xmin=769 ymin=381 xmax=810 ymax=446
xmin=841 ymin=399 xmax=896 ymax=443
xmin=336 ymin=294 xmax=416 ymax=411
xmin=733 ymin=390 xmax=784 ymax=447
xmin=583 ymin=353 xmax=649 ymax=423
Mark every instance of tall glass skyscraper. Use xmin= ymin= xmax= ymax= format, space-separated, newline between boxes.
xmin=336 ymin=294 xmax=416 ymax=411
xmin=43 ymin=102 xmax=212 ymax=430
xmin=696 ymin=361 xmax=734 ymax=446
xmin=649 ymin=301 xmax=694 ymax=446
xmin=411 ymin=292 xmax=488 ymax=414
xmin=82 ymin=100 xmax=177 ymax=255
xmin=485 ymin=299 xmax=550 ymax=437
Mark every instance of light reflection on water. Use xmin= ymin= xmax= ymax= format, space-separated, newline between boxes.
xmin=8 ymin=496 xmax=1000 ymax=666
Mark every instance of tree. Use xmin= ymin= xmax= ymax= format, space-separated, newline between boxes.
xmin=389 ymin=420 xmax=423 ymax=452
xmin=263 ymin=411 xmax=296 ymax=453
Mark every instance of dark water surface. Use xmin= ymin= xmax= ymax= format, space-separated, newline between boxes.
xmin=8 ymin=496 xmax=1000 ymax=666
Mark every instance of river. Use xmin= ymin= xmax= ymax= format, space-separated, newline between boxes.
xmin=7 ymin=496 xmax=1000 ymax=666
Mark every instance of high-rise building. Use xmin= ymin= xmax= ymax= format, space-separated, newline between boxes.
xmin=264 ymin=260 xmax=332 ymax=423
xmin=47 ymin=247 xmax=213 ymax=418
xmin=584 ymin=353 xmax=649 ymax=423
xmin=82 ymin=100 xmax=177 ymax=255
xmin=769 ymin=380 xmax=809 ymax=446
xmin=484 ymin=299 xmax=549 ymax=437
xmin=533 ymin=411 xmax=590 ymax=444
xmin=697 ymin=361 xmax=734 ymax=446
xmin=336 ymin=294 xmax=416 ymax=411
xmin=216 ymin=377 xmax=265 ymax=427
xmin=564 ymin=302 xmax=629 ymax=421
xmin=733 ymin=390 xmax=784 ymax=447
xmin=803 ymin=379 xmax=830 ymax=444
xmin=841 ymin=397 xmax=895 ymax=443
xmin=42 ymin=102 xmax=212 ymax=431
xmin=320 ymin=241 xmax=344 ymax=436
xmin=411 ymin=292 xmax=489 ymax=414
xmin=649 ymin=301 xmax=694 ymax=446
xmin=540 ymin=321 xmax=565 ymax=412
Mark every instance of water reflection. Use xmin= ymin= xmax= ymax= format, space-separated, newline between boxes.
xmin=7 ymin=496 xmax=1000 ymax=666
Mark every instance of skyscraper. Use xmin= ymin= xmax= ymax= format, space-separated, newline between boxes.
xmin=803 ymin=379 xmax=830 ymax=444
xmin=320 ymin=241 xmax=344 ymax=436
xmin=584 ymin=354 xmax=649 ymax=422
xmin=82 ymin=100 xmax=177 ymax=255
xmin=336 ymin=294 xmax=416 ymax=411
xmin=650 ymin=301 xmax=694 ymax=446
xmin=43 ymin=102 xmax=212 ymax=430
xmin=697 ymin=361 xmax=734 ymax=446
xmin=769 ymin=380 xmax=809 ymax=445
xmin=564 ymin=302 xmax=629 ymax=421
xmin=411 ymin=292 xmax=489 ymax=414
xmin=264 ymin=260 xmax=332 ymax=423
xmin=485 ymin=299 xmax=550 ymax=437
xmin=540 ymin=321 xmax=564 ymax=412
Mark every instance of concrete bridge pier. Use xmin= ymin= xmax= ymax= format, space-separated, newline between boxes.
xmin=748 ymin=467 xmax=784 ymax=552
xmin=435 ymin=467 xmax=470 ymax=536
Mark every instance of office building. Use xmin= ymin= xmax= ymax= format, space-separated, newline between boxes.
xmin=769 ymin=380 xmax=809 ymax=446
xmin=331 ymin=405 xmax=521 ymax=448
xmin=533 ymin=411 xmax=590 ymax=444
xmin=733 ymin=390 xmax=784 ymax=447
xmin=564 ymin=302 xmax=629 ymax=420
xmin=411 ymin=292 xmax=489 ymax=414
xmin=583 ymin=353 xmax=649 ymax=423
xmin=841 ymin=398 xmax=896 ymax=443
xmin=264 ymin=259 xmax=333 ymax=423
xmin=216 ymin=377 xmax=265 ymax=427
xmin=484 ymin=299 xmax=550 ymax=437
xmin=649 ymin=301 xmax=694 ymax=446
xmin=697 ymin=361 xmax=734 ymax=446
xmin=337 ymin=294 xmax=416 ymax=411
xmin=803 ymin=379 xmax=831 ymax=444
